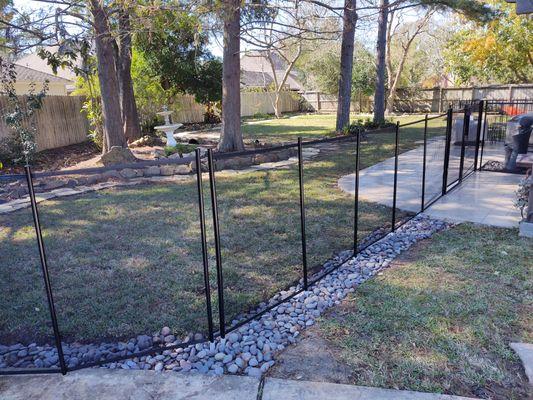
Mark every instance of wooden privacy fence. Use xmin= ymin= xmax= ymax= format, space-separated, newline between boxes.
xmin=241 ymin=91 xmax=301 ymax=116
xmin=395 ymin=84 xmax=533 ymax=113
xmin=300 ymin=91 xmax=373 ymax=113
xmin=166 ymin=92 xmax=302 ymax=123
xmin=0 ymin=92 xmax=303 ymax=152
xmin=0 ymin=95 xmax=89 ymax=152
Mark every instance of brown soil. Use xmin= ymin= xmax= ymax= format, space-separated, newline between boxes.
xmin=268 ymin=327 xmax=355 ymax=384
xmin=1 ymin=142 xmax=169 ymax=175
xmin=1 ymin=141 xmax=100 ymax=175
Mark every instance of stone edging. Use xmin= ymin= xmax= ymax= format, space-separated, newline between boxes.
xmin=0 ymin=147 xmax=320 ymax=215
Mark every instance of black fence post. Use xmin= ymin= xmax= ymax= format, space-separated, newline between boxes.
xmin=441 ymin=106 xmax=453 ymax=196
xmin=353 ymin=131 xmax=360 ymax=254
xmin=391 ymin=122 xmax=400 ymax=232
xmin=297 ymin=137 xmax=308 ymax=290
xmin=207 ymin=149 xmax=225 ymax=337
xmin=459 ymin=106 xmax=470 ymax=182
xmin=479 ymin=100 xmax=489 ymax=170
xmin=24 ymin=166 xmax=67 ymax=375
xmin=473 ymin=100 xmax=484 ymax=171
xmin=195 ymin=150 xmax=214 ymax=342
xmin=421 ymin=114 xmax=428 ymax=212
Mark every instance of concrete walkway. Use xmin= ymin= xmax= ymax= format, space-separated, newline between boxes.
xmin=510 ymin=343 xmax=533 ymax=385
xmin=262 ymin=378 xmax=478 ymax=400
xmin=338 ymin=140 xmax=523 ymax=228
xmin=0 ymin=369 xmax=479 ymax=400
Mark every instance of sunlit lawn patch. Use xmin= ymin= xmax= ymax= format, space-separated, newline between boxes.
xmin=319 ymin=224 xmax=532 ymax=399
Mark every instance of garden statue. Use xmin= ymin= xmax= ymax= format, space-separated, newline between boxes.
xmin=154 ymin=107 xmax=183 ymax=147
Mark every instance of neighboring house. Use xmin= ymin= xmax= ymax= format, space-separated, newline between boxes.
xmin=9 ymin=64 xmax=74 ymax=96
xmin=240 ymin=51 xmax=303 ymax=91
xmin=14 ymin=47 xmax=77 ymax=95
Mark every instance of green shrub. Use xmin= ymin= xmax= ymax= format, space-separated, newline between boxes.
xmin=343 ymin=117 xmax=395 ymax=136
xmin=164 ymin=143 xmax=198 ymax=157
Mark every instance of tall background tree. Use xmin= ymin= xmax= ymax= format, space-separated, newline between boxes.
xmin=298 ymin=42 xmax=375 ymax=97
xmin=116 ymin=6 xmax=141 ymax=142
xmin=385 ymin=8 xmax=434 ymax=113
xmin=373 ymin=0 xmax=388 ymax=124
xmin=444 ymin=0 xmax=532 ymax=84
xmin=372 ymin=0 xmax=492 ymax=123
xmin=336 ymin=0 xmax=357 ymax=132
xmin=219 ymin=0 xmax=243 ymax=152
xmin=241 ymin=0 xmax=335 ymax=119
xmin=89 ymin=0 xmax=126 ymax=151
xmin=135 ymin=9 xmax=222 ymax=121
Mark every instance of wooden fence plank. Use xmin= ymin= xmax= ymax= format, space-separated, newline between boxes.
xmin=0 ymin=95 xmax=90 ymax=151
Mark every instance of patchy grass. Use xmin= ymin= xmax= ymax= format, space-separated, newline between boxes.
xmin=319 ymin=224 xmax=532 ymax=399
xmin=0 ymin=113 xmax=446 ymax=344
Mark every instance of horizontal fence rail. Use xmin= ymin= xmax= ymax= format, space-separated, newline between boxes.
xmin=0 ymin=101 xmax=493 ymax=375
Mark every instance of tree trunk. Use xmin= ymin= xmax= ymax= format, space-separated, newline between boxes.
xmin=268 ymin=46 xmax=301 ymax=119
xmin=385 ymin=54 xmax=407 ymax=114
xmin=274 ymin=92 xmax=281 ymax=118
xmin=89 ymin=0 xmax=125 ymax=152
xmin=386 ymin=11 xmax=432 ymax=114
xmin=336 ymin=0 xmax=357 ymax=132
xmin=117 ymin=9 xmax=141 ymax=143
xmin=373 ymin=0 xmax=388 ymax=125
xmin=218 ymin=0 xmax=244 ymax=152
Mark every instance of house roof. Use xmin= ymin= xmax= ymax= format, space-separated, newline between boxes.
xmin=15 ymin=46 xmax=77 ymax=82
xmin=13 ymin=64 xmax=73 ymax=84
xmin=241 ymin=70 xmax=303 ymax=91
xmin=240 ymin=51 xmax=303 ymax=91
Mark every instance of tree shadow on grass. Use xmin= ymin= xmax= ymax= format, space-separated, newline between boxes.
xmin=0 ymin=131 xmax=430 ymax=346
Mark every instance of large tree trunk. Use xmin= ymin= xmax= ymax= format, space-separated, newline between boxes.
xmin=373 ymin=0 xmax=388 ymax=125
xmin=89 ymin=0 xmax=125 ymax=153
xmin=117 ymin=9 xmax=141 ymax=143
xmin=218 ymin=0 xmax=244 ymax=152
xmin=336 ymin=0 xmax=357 ymax=132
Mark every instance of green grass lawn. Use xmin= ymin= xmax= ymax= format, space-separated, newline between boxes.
xmin=319 ymin=224 xmax=532 ymax=399
xmin=0 ymin=113 xmax=446 ymax=345
xmin=242 ymin=113 xmax=444 ymax=144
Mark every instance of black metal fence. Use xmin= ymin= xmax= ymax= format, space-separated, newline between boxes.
xmin=0 ymin=102 xmax=489 ymax=375
xmin=478 ymin=100 xmax=533 ymax=169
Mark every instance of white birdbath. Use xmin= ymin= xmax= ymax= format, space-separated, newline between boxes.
xmin=154 ymin=109 xmax=183 ymax=147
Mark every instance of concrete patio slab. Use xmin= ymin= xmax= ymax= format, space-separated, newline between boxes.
xmin=0 ymin=369 xmax=260 ymax=400
xmin=510 ymin=343 xmax=533 ymax=385
xmin=262 ymin=378 xmax=479 ymax=400
xmin=338 ymin=140 xmax=523 ymax=228
xmin=422 ymin=171 xmax=523 ymax=227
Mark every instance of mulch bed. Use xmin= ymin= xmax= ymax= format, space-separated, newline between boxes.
xmin=1 ymin=141 xmax=100 ymax=175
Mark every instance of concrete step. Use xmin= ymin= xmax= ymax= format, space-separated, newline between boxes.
xmin=262 ymin=377 xmax=478 ymax=400
xmin=0 ymin=369 xmax=480 ymax=400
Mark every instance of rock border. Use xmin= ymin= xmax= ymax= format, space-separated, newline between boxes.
xmin=0 ymin=147 xmax=317 ymax=215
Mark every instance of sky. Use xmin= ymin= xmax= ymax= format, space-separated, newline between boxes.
xmin=11 ymin=0 xmax=437 ymax=58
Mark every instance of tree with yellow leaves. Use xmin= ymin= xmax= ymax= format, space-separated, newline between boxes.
xmin=445 ymin=0 xmax=532 ymax=84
